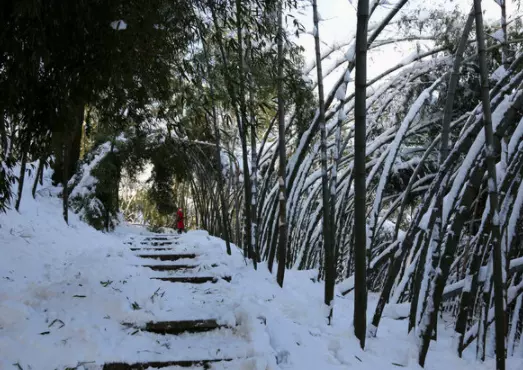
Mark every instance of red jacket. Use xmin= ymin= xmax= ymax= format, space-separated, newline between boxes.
xmin=177 ymin=209 xmax=184 ymax=229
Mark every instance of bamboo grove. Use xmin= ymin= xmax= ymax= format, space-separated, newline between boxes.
xmin=2 ymin=0 xmax=523 ymax=368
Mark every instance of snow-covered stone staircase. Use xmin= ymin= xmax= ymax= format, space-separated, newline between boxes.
xmin=102 ymin=233 xmax=252 ymax=369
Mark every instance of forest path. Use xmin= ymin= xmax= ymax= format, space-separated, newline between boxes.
xmin=103 ymin=232 xmax=266 ymax=370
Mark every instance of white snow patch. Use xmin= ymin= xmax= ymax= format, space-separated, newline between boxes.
xmin=110 ymin=20 xmax=128 ymax=30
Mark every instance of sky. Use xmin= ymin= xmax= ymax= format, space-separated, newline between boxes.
xmin=291 ymin=0 xmax=516 ymax=93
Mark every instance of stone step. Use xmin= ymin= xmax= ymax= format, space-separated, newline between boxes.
xmin=103 ymin=358 xmax=231 ymax=369
xmin=140 ymin=241 xmax=176 ymax=246
xmin=130 ymin=247 xmax=175 ymax=251
xmin=143 ymin=236 xmax=179 ymax=241
xmin=151 ymin=276 xmax=231 ymax=284
xmin=137 ymin=253 xmax=197 ymax=261
xmin=142 ymin=264 xmax=197 ymax=272
xmin=123 ymin=319 xmax=227 ymax=335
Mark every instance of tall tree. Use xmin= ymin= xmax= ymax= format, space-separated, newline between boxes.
xmin=417 ymin=9 xmax=475 ymax=365
xmin=498 ymin=0 xmax=509 ymax=69
xmin=276 ymin=0 xmax=287 ymax=287
xmin=246 ymin=34 xmax=260 ymax=262
xmin=312 ymin=0 xmax=336 ymax=321
xmin=353 ymin=0 xmax=369 ymax=349
xmin=473 ymin=0 xmax=506 ymax=369
xmin=235 ymin=0 xmax=256 ymax=267
xmin=201 ymin=35 xmax=232 ymax=256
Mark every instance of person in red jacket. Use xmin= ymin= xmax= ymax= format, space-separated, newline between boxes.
xmin=176 ymin=208 xmax=185 ymax=234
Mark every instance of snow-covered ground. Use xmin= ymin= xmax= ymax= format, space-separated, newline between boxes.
xmin=1 ymin=170 xmax=522 ymax=369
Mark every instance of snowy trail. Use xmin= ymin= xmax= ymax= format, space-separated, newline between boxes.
xmin=0 ymin=171 xmax=273 ymax=370
xmin=102 ymin=232 xmax=265 ymax=369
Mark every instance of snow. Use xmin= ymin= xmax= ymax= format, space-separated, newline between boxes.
xmin=492 ymin=92 xmax=513 ymax=130
xmin=508 ymin=295 xmax=522 ymax=356
xmin=502 ymin=179 xmax=523 ymax=257
xmin=508 ymin=116 xmax=523 ymax=159
xmin=418 ymin=9 xmax=431 ymax=22
xmin=490 ymin=29 xmax=505 ymax=43
xmin=443 ymin=280 xmax=466 ymax=296
xmin=383 ymin=303 xmax=410 ymax=320
xmin=312 ymin=26 xmax=318 ymax=37
xmin=335 ymin=82 xmax=347 ymax=100
xmin=463 ymin=275 xmax=473 ymax=293
xmin=344 ymin=43 xmax=356 ymax=62
xmin=338 ymin=275 xmax=354 ymax=295
xmin=420 ymin=201 xmax=435 ymax=231
xmin=69 ymin=142 xmax=112 ymax=199
xmin=344 ymin=70 xmax=352 ymax=83
xmin=110 ymin=20 xmax=128 ymax=31
xmin=370 ymin=241 xmax=400 ymax=269
xmin=511 ymin=256 xmax=523 ymax=270
xmin=338 ymin=107 xmax=347 ymax=121
xmin=391 ymin=246 xmax=422 ymax=304
xmin=2 ymin=169 xmax=523 ymax=369
xmin=399 ymin=51 xmax=425 ymax=66
xmin=491 ymin=65 xmax=507 ymax=82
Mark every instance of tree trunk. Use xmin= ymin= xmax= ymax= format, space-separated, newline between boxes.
xmin=51 ymin=102 xmax=84 ymax=186
xmin=455 ymin=234 xmax=484 ymax=356
xmin=312 ymin=0 xmax=335 ymax=320
xmin=507 ymin=294 xmax=522 ymax=356
xmin=234 ymin=164 xmax=242 ymax=248
xmin=8 ymin=125 xmax=16 ymax=156
xmin=354 ymin=0 xmax=369 ymax=348
xmin=478 ymin=280 xmax=494 ymax=361
xmin=39 ymin=157 xmax=44 ymax=185
xmin=213 ymin=142 xmax=232 ymax=254
xmin=417 ymin=11 xmax=475 ymax=358
xmin=247 ymin=36 xmax=259 ymax=262
xmin=473 ymin=1 xmax=506 ymax=368
xmin=276 ymin=0 xmax=287 ymax=287
xmin=408 ymin=230 xmax=429 ymax=332
xmin=15 ymin=141 xmax=28 ymax=211
xmin=32 ymin=156 xmax=45 ymax=198
xmin=441 ymin=8 xmax=475 ymax=166
xmin=235 ymin=0 xmax=255 ymax=268
xmin=208 ymin=4 xmax=241 ymax=248
xmin=418 ymin=167 xmax=483 ymax=366
xmin=0 ymin=107 xmax=7 ymax=155
xmin=69 ymin=103 xmax=84 ymax=180
xmin=62 ymin=137 xmax=70 ymax=224
xmin=200 ymin=34 xmax=232 ymax=255
xmin=266 ymin=195 xmax=279 ymax=273
xmin=500 ymin=0 xmax=509 ymax=70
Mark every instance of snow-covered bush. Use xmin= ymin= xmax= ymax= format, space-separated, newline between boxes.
xmin=69 ymin=141 xmax=122 ymax=231
xmin=0 ymin=153 xmax=15 ymax=212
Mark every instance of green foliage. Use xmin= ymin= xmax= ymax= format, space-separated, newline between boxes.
xmin=147 ymin=137 xmax=192 ymax=216
xmin=69 ymin=140 xmax=124 ymax=231
xmin=116 ymin=0 xmax=314 ymax=231
xmin=0 ymin=0 xmax=196 ymax=214
xmin=122 ymin=187 xmax=173 ymax=229
xmin=1 ymin=0 xmax=312 ymax=228
xmin=92 ymin=150 xmax=121 ymax=229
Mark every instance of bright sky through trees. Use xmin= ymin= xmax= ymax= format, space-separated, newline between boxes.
xmin=293 ymin=0 xmax=514 ymax=92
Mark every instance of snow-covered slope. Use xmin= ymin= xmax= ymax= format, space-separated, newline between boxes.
xmin=0 ymin=171 xmax=169 ymax=368
xmin=1 ymin=169 xmax=522 ymax=369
